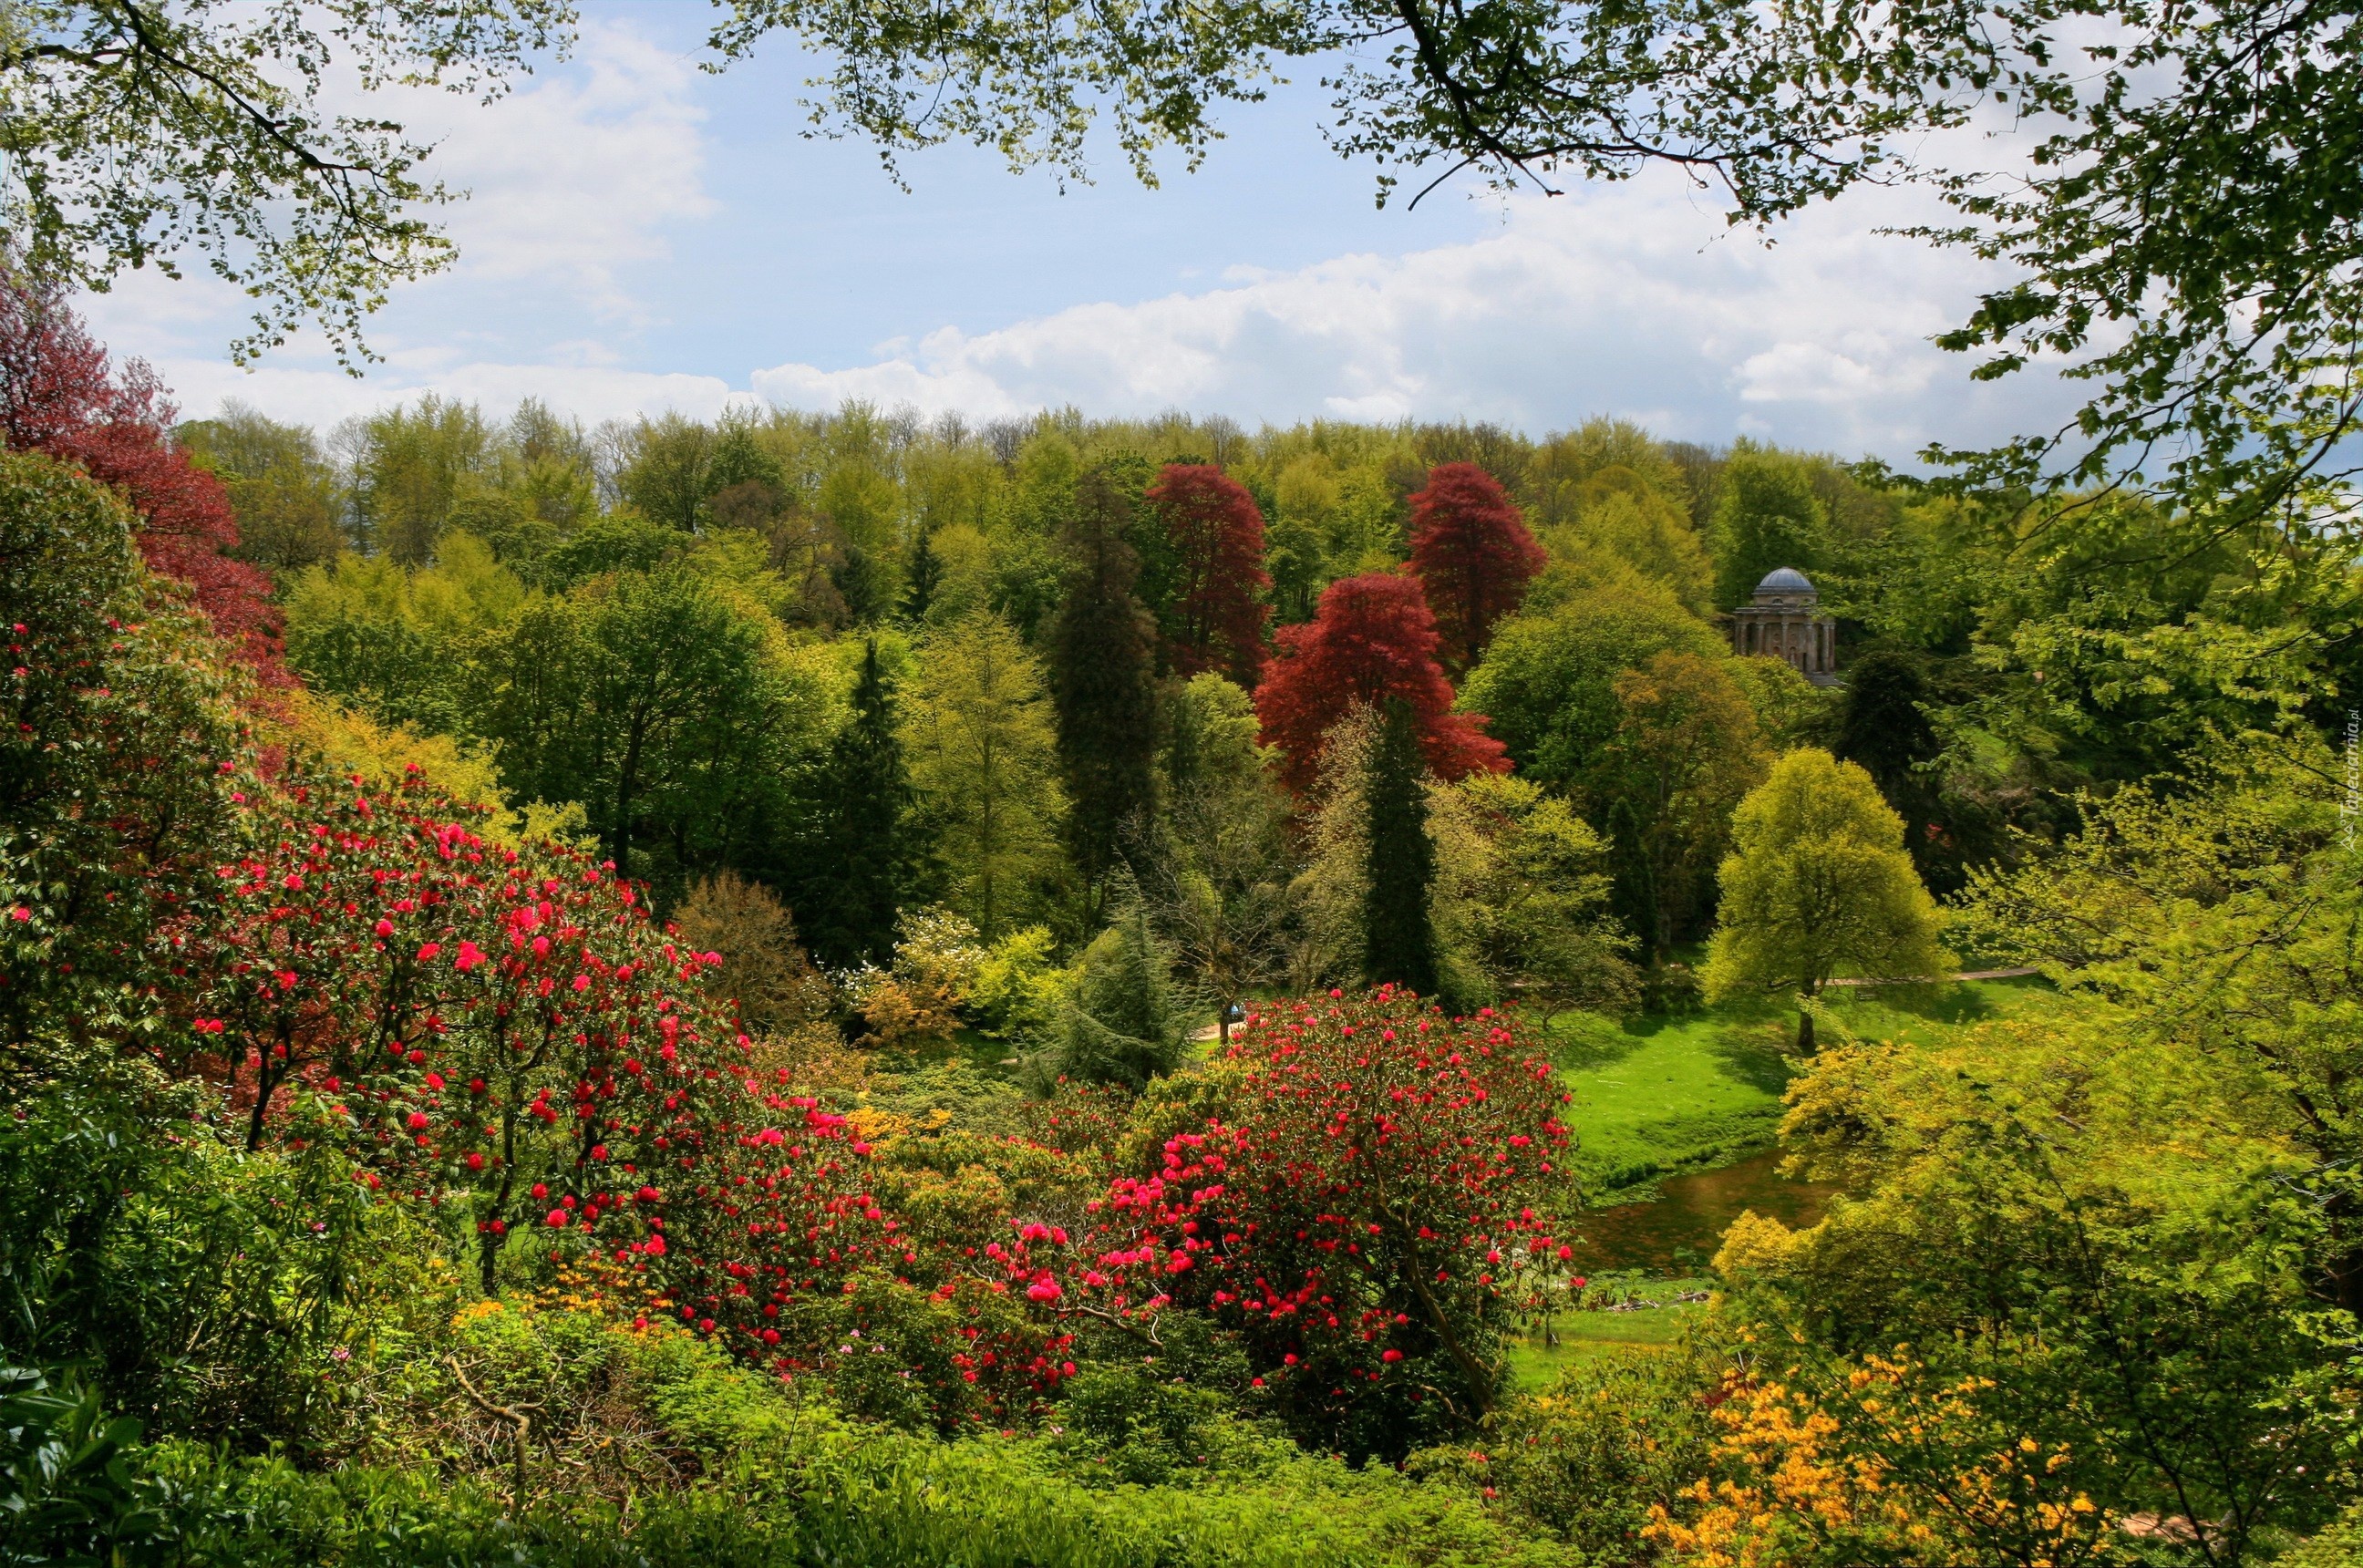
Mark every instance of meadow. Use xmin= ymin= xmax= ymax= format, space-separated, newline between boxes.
xmin=1552 ymin=975 xmax=2063 ymax=1200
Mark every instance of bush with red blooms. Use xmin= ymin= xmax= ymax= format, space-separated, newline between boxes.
xmin=1146 ymin=464 xmax=1270 ymax=687
xmin=164 ymin=767 xmax=894 ymax=1368
xmin=813 ymin=1258 xmax=1083 ymax=1434
xmin=0 ymin=280 xmax=280 ymax=676
xmin=994 ymin=986 xmax=1573 ymax=1459
xmin=0 ymin=449 xmax=253 ymax=1049
xmin=1254 ymin=573 xmax=1509 ymax=795
xmin=1407 ymin=463 xmax=1547 ymax=673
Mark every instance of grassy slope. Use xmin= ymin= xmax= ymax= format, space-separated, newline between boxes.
xmin=1551 ymin=977 xmax=2064 ymax=1197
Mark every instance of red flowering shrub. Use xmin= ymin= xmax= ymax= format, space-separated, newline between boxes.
xmin=813 ymin=1266 xmax=1082 ymax=1434
xmin=1000 ymin=987 xmax=1572 ymax=1457
xmin=1254 ymin=573 xmax=1510 ymax=794
xmin=166 ymin=767 xmax=893 ymax=1367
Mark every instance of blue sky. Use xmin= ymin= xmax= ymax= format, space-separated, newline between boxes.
xmin=81 ymin=5 xmax=2076 ymax=461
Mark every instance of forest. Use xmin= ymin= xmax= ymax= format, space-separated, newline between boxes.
xmin=5 ymin=257 xmax=2359 ymax=1567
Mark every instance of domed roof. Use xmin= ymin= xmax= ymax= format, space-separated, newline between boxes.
xmin=1756 ymin=566 xmax=1815 ymax=595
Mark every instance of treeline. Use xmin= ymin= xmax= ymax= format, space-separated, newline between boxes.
xmin=188 ymin=389 xmax=2313 ymax=1029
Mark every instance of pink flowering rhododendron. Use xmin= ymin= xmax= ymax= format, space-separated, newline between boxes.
xmin=994 ymin=985 xmax=1572 ymax=1444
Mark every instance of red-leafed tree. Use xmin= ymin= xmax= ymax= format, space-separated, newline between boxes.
xmin=1147 ymin=463 xmax=1270 ymax=686
xmin=1254 ymin=572 xmax=1509 ymax=794
xmin=994 ymin=987 xmax=1573 ymax=1458
xmin=1407 ymin=463 xmax=1547 ymax=673
xmin=0 ymin=280 xmax=282 ymax=676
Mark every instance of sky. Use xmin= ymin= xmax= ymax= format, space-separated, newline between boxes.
xmin=79 ymin=5 xmax=2078 ymax=464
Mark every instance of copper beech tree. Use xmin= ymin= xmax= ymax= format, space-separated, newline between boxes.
xmin=1254 ymin=572 xmax=1509 ymax=795
xmin=1146 ymin=463 xmax=1271 ymax=687
xmin=0 ymin=283 xmax=281 ymax=676
xmin=985 ymin=986 xmax=1574 ymax=1457
xmin=1407 ymin=463 xmax=1547 ymax=674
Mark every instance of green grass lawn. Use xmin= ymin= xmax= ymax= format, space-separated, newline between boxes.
xmin=1551 ymin=976 xmax=2062 ymax=1197
xmin=1503 ymin=1303 xmax=1707 ymax=1386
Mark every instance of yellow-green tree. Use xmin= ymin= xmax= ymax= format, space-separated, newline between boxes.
xmin=1704 ymin=748 xmax=1946 ymax=1047
xmin=903 ymin=612 xmax=1068 ymax=938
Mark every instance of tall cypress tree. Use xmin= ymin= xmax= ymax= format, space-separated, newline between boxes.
xmin=797 ymin=639 xmax=919 ymax=969
xmin=1363 ymin=696 xmax=1440 ymax=996
xmin=1051 ymin=469 xmax=1161 ymax=900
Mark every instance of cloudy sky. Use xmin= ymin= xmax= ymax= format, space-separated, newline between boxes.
xmin=80 ymin=5 xmax=2074 ymax=463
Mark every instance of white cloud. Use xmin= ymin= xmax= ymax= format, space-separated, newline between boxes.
xmin=87 ymin=47 xmax=2074 ymax=463
xmin=78 ymin=18 xmax=712 ymax=375
xmin=395 ymin=20 xmax=716 ymax=317
xmin=151 ymin=356 xmax=748 ymax=430
xmin=740 ymin=170 xmax=2058 ymax=456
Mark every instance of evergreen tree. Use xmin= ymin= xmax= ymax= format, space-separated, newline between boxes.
xmin=1054 ymin=886 xmax=1188 ymax=1088
xmin=1364 ymin=697 xmax=1441 ymax=996
xmin=797 ymin=640 xmax=919 ymax=968
xmin=901 ymin=527 xmax=944 ymax=622
xmin=1051 ymin=470 xmax=1161 ymax=900
xmin=1832 ymin=647 xmax=1949 ymax=880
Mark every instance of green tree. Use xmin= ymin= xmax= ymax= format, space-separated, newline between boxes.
xmin=1710 ymin=447 xmax=1827 ymax=609
xmin=1700 ymin=1002 xmax=2357 ymax=1563
xmin=1458 ymin=582 xmax=1726 ymax=789
xmin=1049 ymin=470 xmax=1161 ymax=900
xmin=474 ymin=565 xmax=824 ymax=899
xmin=282 ymin=532 xmax=527 ymax=732
xmin=346 ymin=395 xmax=495 ymax=564
xmin=1960 ymin=738 xmax=2363 ymax=1313
xmin=903 ymin=612 xmax=1068 ymax=938
xmin=0 ymin=1 xmax=563 ymax=365
xmin=1704 ymin=748 xmax=1947 ymax=1047
xmin=900 ymin=527 xmax=944 ymax=621
xmin=1602 ymin=650 xmax=1769 ymax=955
xmin=1429 ymin=773 xmax=1638 ymax=1018
xmin=1153 ymin=673 xmax=1292 ymax=1043
xmin=794 ymin=640 xmax=925 ymax=970
xmin=0 ymin=450 xmax=247 ymax=1054
xmin=1054 ymin=889 xmax=1189 ymax=1088
xmin=1832 ymin=647 xmax=1948 ymax=882
xmin=1364 ymin=696 xmax=1440 ymax=995
xmin=615 ymin=414 xmax=717 ymax=532
xmin=176 ymin=402 xmax=343 ymax=569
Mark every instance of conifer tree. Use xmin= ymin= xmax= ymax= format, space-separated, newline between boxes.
xmin=900 ymin=527 xmax=944 ymax=622
xmin=797 ymin=640 xmax=919 ymax=968
xmin=1605 ymin=794 xmax=1660 ymax=960
xmin=1050 ymin=470 xmax=1161 ymax=899
xmin=1364 ymin=697 xmax=1441 ymax=996
xmin=1055 ymin=886 xmax=1188 ymax=1088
